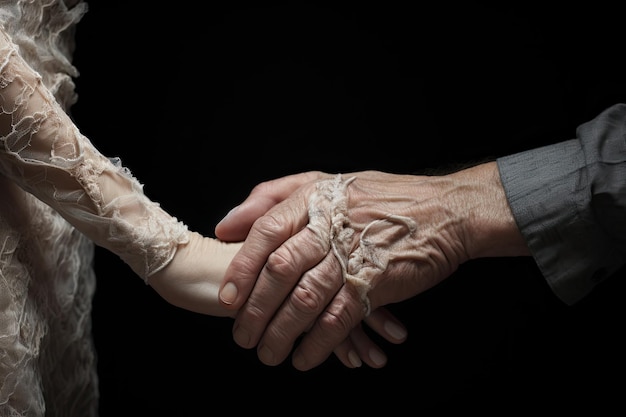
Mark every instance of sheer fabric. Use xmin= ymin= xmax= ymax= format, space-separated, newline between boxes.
xmin=0 ymin=1 xmax=189 ymax=415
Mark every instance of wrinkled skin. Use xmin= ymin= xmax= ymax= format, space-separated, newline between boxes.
xmin=215 ymin=165 xmax=529 ymax=370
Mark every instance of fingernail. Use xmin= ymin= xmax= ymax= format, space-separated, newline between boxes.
xmin=293 ymin=352 xmax=307 ymax=370
xmin=233 ymin=326 xmax=250 ymax=347
xmin=369 ymin=348 xmax=386 ymax=367
xmin=220 ymin=282 xmax=238 ymax=305
xmin=258 ymin=344 xmax=275 ymax=364
xmin=216 ymin=205 xmax=239 ymax=228
xmin=348 ymin=350 xmax=362 ymax=368
xmin=384 ymin=320 xmax=407 ymax=341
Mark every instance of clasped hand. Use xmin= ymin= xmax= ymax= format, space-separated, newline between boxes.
xmin=214 ymin=167 xmax=506 ymax=370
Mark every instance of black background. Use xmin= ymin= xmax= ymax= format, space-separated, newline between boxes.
xmin=69 ymin=2 xmax=626 ymax=414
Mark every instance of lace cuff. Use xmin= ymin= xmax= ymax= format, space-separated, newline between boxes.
xmin=0 ymin=26 xmax=188 ymax=280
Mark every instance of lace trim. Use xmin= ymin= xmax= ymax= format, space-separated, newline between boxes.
xmin=0 ymin=26 xmax=188 ymax=280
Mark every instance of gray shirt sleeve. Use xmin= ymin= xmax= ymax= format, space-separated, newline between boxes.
xmin=497 ymin=103 xmax=626 ymax=305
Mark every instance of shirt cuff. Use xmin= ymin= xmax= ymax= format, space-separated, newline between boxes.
xmin=497 ymin=139 xmax=609 ymax=305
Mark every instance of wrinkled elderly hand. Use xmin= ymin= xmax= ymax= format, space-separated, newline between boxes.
xmin=149 ymin=229 xmax=407 ymax=369
xmin=215 ymin=164 xmax=529 ymax=370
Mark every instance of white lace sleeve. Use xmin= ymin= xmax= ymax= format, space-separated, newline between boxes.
xmin=0 ymin=26 xmax=189 ymax=280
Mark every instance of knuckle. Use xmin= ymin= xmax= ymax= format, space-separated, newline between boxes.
xmin=265 ymin=228 xmax=331 ymax=278
xmin=251 ymin=214 xmax=287 ymax=241
xmin=290 ymin=255 xmax=344 ymax=312
xmin=240 ymin=297 xmax=269 ymax=326
xmin=299 ymin=227 xmax=330 ymax=255
xmin=291 ymin=282 xmax=325 ymax=313
xmin=318 ymin=306 xmax=354 ymax=336
xmin=291 ymin=273 xmax=341 ymax=313
xmin=319 ymin=289 xmax=364 ymax=335
xmin=227 ymin=250 xmax=260 ymax=278
xmin=265 ymin=248 xmax=299 ymax=281
xmin=264 ymin=324 xmax=294 ymax=350
xmin=250 ymin=179 xmax=275 ymax=195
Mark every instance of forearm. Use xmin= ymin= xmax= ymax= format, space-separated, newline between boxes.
xmin=0 ymin=27 xmax=187 ymax=280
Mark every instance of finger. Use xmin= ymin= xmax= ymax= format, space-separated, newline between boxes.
xmin=217 ymin=192 xmax=311 ymax=310
xmin=332 ymin=308 xmax=408 ymax=369
xmin=330 ymin=323 xmax=389 ymax=369
xmin=232 ymin=225 xmax=333 ymax=350
xmin=332 ymin=330 xmax=362 ymax=369
xmin=252 ymin=250 xmax=343 ymax=364
xmin=214 ymin=194 xmax=284 ymax=242
xmin=330 ymin=307 xmax=409 ymax=369
xmin=347 ymin=324 xmax=387 ymax=369
xmin=215 ymin=171 xmax=325 ymax=241
xmin=362 ymin=307 xmax=408 ymax=345
xmin=147 ymin=233 xmax=242 ymax=318
xmin=291 ymin=282 xmax=366 ymax=371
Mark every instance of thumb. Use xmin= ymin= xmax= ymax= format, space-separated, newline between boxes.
xmin=215 ymin=171 xmax=325 ymax=241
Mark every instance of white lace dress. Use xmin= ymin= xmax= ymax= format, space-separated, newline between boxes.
xmin=0 ymin=1 xmax=189 ymax=415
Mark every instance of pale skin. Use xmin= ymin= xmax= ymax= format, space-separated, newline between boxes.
xmin=0 ymin=26 xmax=403 ymax=370
xmin=215 ymin=164 xmax=531 ymax=370
xmin=148 ymin=234 xmax=408 ymax=368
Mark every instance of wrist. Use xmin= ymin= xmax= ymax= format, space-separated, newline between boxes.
xmin=449 ymin=161 xmax=530 ymax=259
